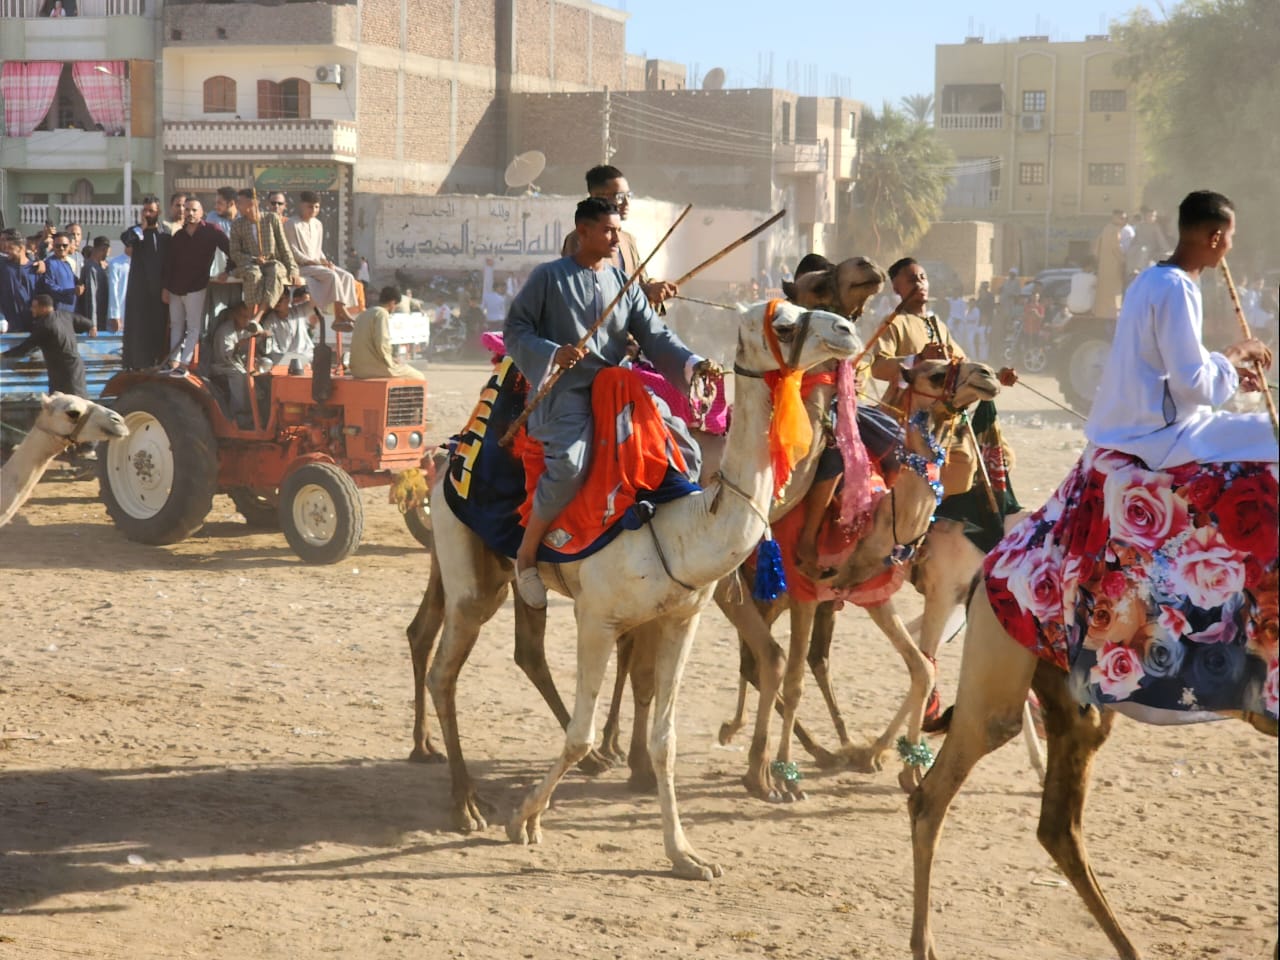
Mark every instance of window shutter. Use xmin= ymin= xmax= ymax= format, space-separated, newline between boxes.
xmin=257 ymin=79 xmax=279 ymax=119
xmin=296 ymin=79 xmax=310 ymax=120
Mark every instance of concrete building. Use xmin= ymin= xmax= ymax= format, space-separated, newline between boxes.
xmin=934 ymin=33 xmax=1149 ymax=272
xmin=0 ymin=0 xmax=162 ymax=238
xmin=161 ymin=0 xmax=630 ymax=261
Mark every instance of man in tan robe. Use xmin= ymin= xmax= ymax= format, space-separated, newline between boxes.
xmin=1093 ymin=209 xmax=1127 ymax=320
xmin=348 ymin=285 xmax=424 ymax=381
xmin=284 ymin=190 xmax=358 ymax=326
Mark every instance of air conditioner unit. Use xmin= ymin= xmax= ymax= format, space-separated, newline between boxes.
xmin=314 ymin=64 xmax=343 ymax=86
xmin=1020 ymin=112 xmax=1044 ymax=132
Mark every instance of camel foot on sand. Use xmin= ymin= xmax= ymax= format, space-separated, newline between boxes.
xmin=670 ymin=849 xmax=723 ymax=881
xmin=451 ymin=791 xmax=495 ymax=834
xmin=626 ymin=765 xmax=658 ymax=794
xmin=717 ymin=720 xmax=742 ymax=746
xmin=809 ymin=745 xmax=843 ymax=770
xmin=841 ymin=744 xmax=888 ymax=774
xmin=575 ymin=748 xmax=615 ymax=776
xmin=407 ymin=744 xmax=446 ymax=764
xmin=742 ymin=769 xmax=792 ymax=804
xmin=898 ymin=764 xmax=926 ymax=794
xmin=506 ymin=811 xmax=544 ymax=846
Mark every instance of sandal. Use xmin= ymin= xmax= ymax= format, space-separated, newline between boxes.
xmin=515 ymin=565 xmax=547 ymax=610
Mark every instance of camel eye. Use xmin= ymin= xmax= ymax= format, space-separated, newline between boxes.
xmin=67 ymin=409 xmax=81 ymax=420
xmin=929 ymin=372 xmax=946 ymax=385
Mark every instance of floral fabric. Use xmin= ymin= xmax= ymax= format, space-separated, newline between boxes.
xmin=984 ymin=446 xmax=1278 ymax=721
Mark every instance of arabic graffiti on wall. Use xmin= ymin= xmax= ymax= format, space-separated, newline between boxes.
xmin=379 ymin=197 xmax=577 ymax=269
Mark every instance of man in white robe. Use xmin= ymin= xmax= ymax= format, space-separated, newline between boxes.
xmin=284 ymin=191 xmax=358 ymax=327
xmin=1086 ymin=190 xmax=1275 ymax=467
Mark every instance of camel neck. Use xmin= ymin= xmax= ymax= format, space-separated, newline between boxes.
xmin=0 ymin=432 xmax=64 ymax=526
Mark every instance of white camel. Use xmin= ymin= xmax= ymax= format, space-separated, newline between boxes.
xmin=422 ymin=300 xmax=860 ymax=879
xmin=1 ymin=393 xmax=127 ymax=527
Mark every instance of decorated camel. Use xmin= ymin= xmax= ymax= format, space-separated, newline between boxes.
xmin=908 ymin=446 xmax=1279 ymax=960
xmin=404 ymin=257 xmax=886 ymax=784
xmin=420 ymin=299 xmax=861 ymax=879
xmin=1 ymin=393 xmax=128 ymax=527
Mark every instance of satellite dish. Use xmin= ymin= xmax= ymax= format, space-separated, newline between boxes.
xmin=504 ymin=150 xmax=546 ymax=192
xmin=701 ymin=67 xmax=725 ymax=91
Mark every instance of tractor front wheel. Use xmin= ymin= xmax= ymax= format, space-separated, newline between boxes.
xmin=279 ymin=462 xmax=363 ymax=564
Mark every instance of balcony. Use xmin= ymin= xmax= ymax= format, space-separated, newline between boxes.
xmin=165 ymin=1 xmax=356 ymax=47
xmin=0 ymin=1 xmax=154 ymax=61
xmin=1 ymin=0 xmax=146 ymax=16
xmin=163 ymin=119 xmax=357 ymax=163
xmin=774 ymin=140 xmax=825 ymax=177
xmin=938 ymin=113 xmax=1004 ymax=131
xmin=19 ymin=202 xmax=143 ymax=228
xmin=0 ymin=129 xmax=152 ymax=171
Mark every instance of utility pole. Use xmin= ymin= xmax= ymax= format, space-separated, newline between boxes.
xmin=1043 ymin=130 xmax=1053 ymax=270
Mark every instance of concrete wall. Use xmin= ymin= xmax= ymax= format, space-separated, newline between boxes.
xmin=912 ymin=220 xmax=999 ymax=296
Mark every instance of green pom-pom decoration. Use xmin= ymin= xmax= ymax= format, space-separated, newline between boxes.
xmin=897 ymin=735 xmax=935 ymax=769
xmin=769 ymin=760 xmax=802 ymax=784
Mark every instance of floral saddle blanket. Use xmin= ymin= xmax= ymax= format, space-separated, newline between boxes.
xmin=441 ymin=357 xmax=697 ymax=563
xmin=983 ymin=446 xmax=1279 ymax=724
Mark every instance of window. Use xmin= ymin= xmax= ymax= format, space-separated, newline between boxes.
xmin=1089 ymin=89 xmax=1126 ymax=112
xmin=1021 ymin=90 xmax=1046 ymax=112
xmin=203 ymin=76 xmax=236 ymax=114
xmin=1088 ymin=163 xmax=1126 ymax=186
xmin=257 ymin=78 xmax=310 ymax=120
xmin=780 ymin=101 xmax=791 ymax=144
xmin=1019 ymin=162 xmax=1045 ymax=185
xmin=849 ymin=111 xmax=857 ymax=137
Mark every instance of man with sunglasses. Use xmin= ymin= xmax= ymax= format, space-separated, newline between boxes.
xmin=38 ymin=232 xmax=81 ymax=312
xmin=560 ymin=165 xmax=678 ymax=307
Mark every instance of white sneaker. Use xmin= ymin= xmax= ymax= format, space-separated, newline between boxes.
xmin=515 ymin=565 xmax=547 ymax=609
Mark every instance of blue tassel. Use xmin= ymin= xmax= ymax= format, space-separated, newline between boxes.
xmin=753 ymin=536 xmax=788 ymax=601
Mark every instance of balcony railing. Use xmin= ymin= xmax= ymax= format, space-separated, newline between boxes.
xmin=1 ymin=0 xmax=146 ymax=17
xmin=163 ymin=119 xmax=358 ymax=161
xmin=938 ymin=112 xmax=1004 ymax=131
xmin=774 ymin=140 xmax=826 ymax=176
xmin=19 ymin=203 xmax=143 ymax=228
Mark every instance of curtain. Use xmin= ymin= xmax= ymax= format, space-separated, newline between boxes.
xmin=0 ymin=61 xmax=63 ymax=137
xmin=71 ymin=60 xmax=125 ymax=135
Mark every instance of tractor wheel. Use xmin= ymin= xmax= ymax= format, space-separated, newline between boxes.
xmin=279 ymin=462 xmax=363 ymax=564
xmin=403 ymin=500 xmax=433 ymax=550
xmin=1020 ymin=340 xmax=1049 ymax=374
xmin=1058 ymin=334 xmax=1111 ymax=414
xmin=229 ymin=488 xmax=280 ymax=529
xmin=99 ymin=383 xmax=216 ymax=545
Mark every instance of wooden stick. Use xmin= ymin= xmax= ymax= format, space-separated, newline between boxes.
xmin=499 ymin=203 xmax=692 ymax=446
xmin=964 ymin=417 xmax=1000 ymax=516
xmin=671 ymin=209 xmax=786 ymax=287
xmin=1220 ymin=259 xmax=1280 ymax=439
xmin=849 ymin=306 xmax=901 ymax=371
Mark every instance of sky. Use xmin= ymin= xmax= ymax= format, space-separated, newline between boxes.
xmin=603 ymin=0 xmax=1160 ymax=109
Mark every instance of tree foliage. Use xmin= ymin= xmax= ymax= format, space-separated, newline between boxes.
xmin=899 ymin=93 xmax=934 ymax=124
xmin=846 ymin=104 xmax=954 ymax=261
xmin=1114 ymin=0 xmax=1280 ymax=261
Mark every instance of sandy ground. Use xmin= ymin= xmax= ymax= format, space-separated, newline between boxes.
xmin=0 ymin=359 xmax=1275 ymax=960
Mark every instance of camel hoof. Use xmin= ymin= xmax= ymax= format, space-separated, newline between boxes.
xmin=842 ymin=746 xmax=887 ymax=774
xmin=576 ymin=749 xmax=614 ymax=776
xmin=506 ymin=814 xmax=543 ymax=846
xmin=407 ymin=745 xmax=446 ymax=764
xmin=451 ymin=797 xmax=491 ymax=834
xmin=898 ymin=765 xmax=925 ymax=794
xmin=626 ymin=767 xmax=658 ymax=795
xmin=671 ymin=852 xmax=723 ymax=881
xmin=601 ymin=740 xmax=627 ymax=766
xmin=717 ymin=722 xmax=741 ymax=746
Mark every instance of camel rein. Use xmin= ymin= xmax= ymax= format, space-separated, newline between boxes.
xmin=35 ymin=413 xmax=91 ymax=450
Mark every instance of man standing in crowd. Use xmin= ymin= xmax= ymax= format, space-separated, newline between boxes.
xmin=206 ymin=186 xmax=237 ymax=236
xmin=560 ymin=165 xmax=678 ymax=307
xmin=1093 ymin=208 xmax=1127 ymax=320
xmin=284 ymin=191 xmax=358 ymax=329
xmin=1127 ymin=205 xmax=1171 ymax=280
xmin=1 ymin=293 xmax=94 ymax=398
xmin=349 ymin=285 xmax=425 ymax=381
xmin=0 ymin=228 xmax=45 ymax=333
xmin=78 ymin=236 xmax=111 ymax=331
xmin=106 ymin=240 xmax=130 ymax=332
xmin=64 ymin=222 xmax=84 ymax=275
xmin=120 ymin=196 xmax=171 ymax=369
xmin=163 ymin=192 xmax=188 ymax=235
xmin=163 ymin=198 xmax=229 ymax=375
xmin=39 ymin=232 xmax=81 ymax=312
xmin=229 ymin=188 xmax=299 ymax=324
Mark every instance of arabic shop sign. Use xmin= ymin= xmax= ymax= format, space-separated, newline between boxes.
xmin=380 ymin=196 xmax=570 ymax=268
xmin=254 ymin=165 xmax=340 ymax=193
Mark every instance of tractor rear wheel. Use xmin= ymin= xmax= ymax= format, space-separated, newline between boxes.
xmin=279 ymin=462 xmax=363 ymax=564
xmin=99 ymin=383 xmax=217 ymax=545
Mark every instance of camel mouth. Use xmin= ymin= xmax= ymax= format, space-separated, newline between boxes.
xmin=106 ymin=423 xmax=131 ymax=438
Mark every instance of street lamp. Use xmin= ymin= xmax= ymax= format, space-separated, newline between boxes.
xmin=95 ymin=62 xmax=131 ymax=231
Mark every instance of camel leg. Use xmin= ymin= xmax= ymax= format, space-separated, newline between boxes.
xmin=773 ymin=601 xmax=817 ymax=801
xmin=717 ymin=634 xmax=757 ymax=745
xmin=625 ymin=630 xmax=657 ymax=793
xmin=713 ymin=577 xmax=789 ymax=802
xmin=1032 ymin=664 xmax=1139 ymax=960
xmin=599 ymin=633 xmax=635 ymax=765
xmin=803 ymin=600 xmax=850 ymax=770
xmin=507 ymin=615 xmax=617 ymax=847
xmin=649 ymin=612 xmax=722 ymax=881
xmin=510 ymin=594 xmax=614 ymax=775
xmin=908 ymin=590 xmax=1037 ymax=960
xmin=840 ymin=599 xmax=934 ymax=783
xmin=1022 ymin=699 xmax=1047 ymax=784
xmin=406 ymin=560 xmax=446 ymax=763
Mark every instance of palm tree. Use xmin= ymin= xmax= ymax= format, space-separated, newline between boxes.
xmin=847 ymin=104 xmax=954 ymax=260
xmin=900 ymin=93 xmax=935 ymax=125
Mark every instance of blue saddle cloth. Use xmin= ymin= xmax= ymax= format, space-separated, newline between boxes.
xmin=440 ymin=357 xmax=698 ymax=563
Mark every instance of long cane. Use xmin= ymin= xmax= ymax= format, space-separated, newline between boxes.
xmin=1220 ymin=260 xmax=1280 ymax=440
xmin=669 ymin=209 xmax=786 ymax=287
xmin=499 ymin=204 xmax=692 ymax=446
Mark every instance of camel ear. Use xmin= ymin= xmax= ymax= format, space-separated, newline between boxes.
xmin=39 ymin=393 xmax=52 ymax=409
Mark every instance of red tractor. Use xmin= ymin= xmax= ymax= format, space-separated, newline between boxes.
xmin=97 ymin=329 xmax=432 ymax=563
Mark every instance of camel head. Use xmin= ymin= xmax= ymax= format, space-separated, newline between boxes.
xmin=786 ymin=256 xmax=886 ymax=320
xmin=900 ymin=358 xmax=1000 ymax=415
xmin=736 ymin=300 xmax=861 ymax=376
xmin=39 ymin=392 xmax=128 ymax=443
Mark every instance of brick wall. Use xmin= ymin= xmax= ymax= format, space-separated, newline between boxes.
xmin=361 ymin=0 xmax=401 ymax=49
xmin=358 ymin=66 xmax=401 ymax=161
xmin=553 ymin=3 xmax=590 ymax=86
xmin=407 ymin=0 xmax=455 ymax=58
xmin=515 ymin=0 xmax=552 ymax=79
xmin=458 ymin=0 xmax=497 ymax=66
xmin=591 ymin=16 xmax=624 ymax=90
xmin=506 ymin=92 xmax=606 ymax=194
xmin=403 ymin=74 xmax=453 ymax=165
xmin=453 ymin=86 xmax=504 ymax=191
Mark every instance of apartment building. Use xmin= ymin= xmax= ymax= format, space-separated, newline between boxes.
xmin=0 ymin=0 xmax=162 ymax=239
xmin=934 ymin=33 xmax=1148 ymax=271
